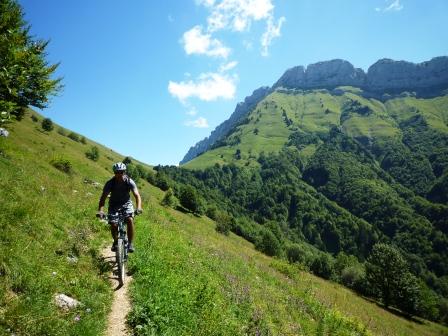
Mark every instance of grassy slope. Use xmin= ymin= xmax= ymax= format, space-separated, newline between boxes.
xmin=1 ymin=110 xmax=447 ymax=335
xmin=184 ymin=89 xmax=448 ymax=170
xmin=129 ymin=188 xmax=448 ymax=336
xmin=0 ymin=110 xmax=153 ymax=335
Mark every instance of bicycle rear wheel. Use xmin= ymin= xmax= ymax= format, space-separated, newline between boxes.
xmin=116 ymin=238 xmax=125 ymax=285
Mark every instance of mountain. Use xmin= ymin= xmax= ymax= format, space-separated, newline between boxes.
xmin=2 ymin=106 xmax=448 ymax=334
xmin=181 ymin=57 xmax=448 ymax=166
xmin=180 ymin=86 xmax=271 ymax=164
xmin=165 ymin=57 xmax=448 ymax=324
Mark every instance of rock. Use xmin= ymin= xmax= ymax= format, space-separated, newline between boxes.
xmin=54 ymin=294 xmax=82 ymax=311
xmin=275 ymin=60 xmax=366 ymax=89
xmin=0 ymin=128 xmax=9 ymax=137
xmin=273 ymin=56 xmax=448 ymax=94
xmin=367 ymin=56 xmax=448 ymax=92
xmin=83 ymin=178 xmax=101 ymax=187
xmin=66 ymin=256 xmax=78 ymax=264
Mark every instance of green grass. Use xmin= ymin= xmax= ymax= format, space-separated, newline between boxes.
xmin=2 ymin=109 xmax=448 ymax=335
xmin=128 ymin=190 xmax=448 ymax=335
xmin=0 ymin=110 xmax=153 ymax=335
xmin=183 ymin=89 xmax=421 ymax=170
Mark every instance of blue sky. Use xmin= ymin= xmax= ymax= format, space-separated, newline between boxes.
xmin=19 ymin=0 xmax=448 ymax=166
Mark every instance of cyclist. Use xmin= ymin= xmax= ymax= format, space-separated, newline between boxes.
xmin=97 ymin=162 xmax=142 ymax=253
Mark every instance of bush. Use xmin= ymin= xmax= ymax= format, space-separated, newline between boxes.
xmin=41 ymin=118 xmax=53 ymax=132
xmin=155 ymin=172 xmax=170 ymax=191
xmin=50 ymin=157 xmax=73 ymax=174
xmin=215 ymin=212 xmax=234 ymax=236
xmin=311 ymin=254 xmax=335 ymax=280
xmin=145 ymin=170 xmax=156 ymax=185
xmin=57 ymin=128 xmax=66 ymax=136
xmin=287 ymin=244 xmax=304 ymax=264
xmin=206 ymin=205 xmax=219 ymax=221
xmin=179 ymin=185 xmax=203 ymax=215
xmin=85 ymin=146 xmax=100 ymax=161
xmin=161 ymin=188 xmax=177 ymax=207
xmin=255 ymin=229 xmax=282 ymax=257
xmin=340 ymin=266 xmax=365 ymax=290
xmin=80 ymin=136 xmax=87 ymax=144
xmin=68 ymin=132 xmax=80 ymax=142
xmin=31 ymin=114 xmax=38 ymax=122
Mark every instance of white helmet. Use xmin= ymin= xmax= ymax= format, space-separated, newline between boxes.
xmin=112 ymin=162 xmax=126 ymax=173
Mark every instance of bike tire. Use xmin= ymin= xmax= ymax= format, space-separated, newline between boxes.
xmin=116 ymin=238 xmax=125 ymax=285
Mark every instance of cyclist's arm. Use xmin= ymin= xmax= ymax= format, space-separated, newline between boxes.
xmin=98 ymin=191 xmax=109 ymax=213
xmin=132 ymin=188 xmax=142 ymax=211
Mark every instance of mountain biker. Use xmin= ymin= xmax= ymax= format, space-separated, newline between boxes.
xmin=97 ymin=162 xmax=142 ymax=253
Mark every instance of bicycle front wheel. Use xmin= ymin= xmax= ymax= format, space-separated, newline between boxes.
xmin=116 ymin=238 xmax=125 ymax=285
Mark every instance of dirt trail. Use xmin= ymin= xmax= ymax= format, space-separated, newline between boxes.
xmin=101 ymin=246 xmax=132 ymax=336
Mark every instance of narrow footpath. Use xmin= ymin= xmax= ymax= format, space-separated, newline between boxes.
xmin=101 ymin=247 xmax=133 ymax=336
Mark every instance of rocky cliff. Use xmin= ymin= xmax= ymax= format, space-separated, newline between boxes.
xmin=274 ymin=56 xmax=448 ymax=93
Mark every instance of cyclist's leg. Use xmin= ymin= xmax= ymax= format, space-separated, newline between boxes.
xmin=126 ymin=216 xmax=134 ymax=244
xmin=108 ymin=209 xmax=119 ymax=249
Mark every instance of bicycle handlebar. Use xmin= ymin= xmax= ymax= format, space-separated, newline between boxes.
xmin=96 ymin=210 xmax=142 ymax=220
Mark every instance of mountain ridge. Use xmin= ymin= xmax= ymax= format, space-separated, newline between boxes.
xmin=181 ymin=56 xmax=448 ymax=165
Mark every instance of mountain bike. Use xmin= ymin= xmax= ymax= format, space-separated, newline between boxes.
xmin=98 ymin=210 xmax=140 ymax=286
xmin=110 ymin=211 xmax=129 ymax=285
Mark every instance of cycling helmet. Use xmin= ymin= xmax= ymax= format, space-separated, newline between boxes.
xmin=112 ymin=162 xmax=126 ymax=173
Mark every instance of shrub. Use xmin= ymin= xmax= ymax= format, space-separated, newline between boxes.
xmin=206 ymin=205 xmax=219 ymax=221
xmin=57 ymin=128 xmax=66 ymax=136
xmin=41 ymin=118 xmax=54 ymax=132
xmin=155 ymin=172 xmax=170 ymax=191
xmin=145 ymin=170 xmax=156 ymax=185
xmin=31 ymin=115 xmax=38 ymax=122
xmin=255 ymin=229 xmax=282 ymax=257
xmin=50 ymin=157 xmax=73 ymax=174
xmin=286 ymin=244 xmax=306 ymax=264
xmin=85 ymin=146 xmax=100 ymax=161
xmin=311 ymin=254 xmax=335 ymax=280
xmin=161 ymin=188 xmax=177 ymax=207
xmin=215 ymin=212 xmax=234 ymax=236
xmin=68 ymin=132 xmax=80 ymax=142
xmin=80 ymin=136 xmax=87 ymax=144
xmin=179 ymin=185 xmax=203 ymax=215
xmin=340 ymin=266 xmax=365 ymax=290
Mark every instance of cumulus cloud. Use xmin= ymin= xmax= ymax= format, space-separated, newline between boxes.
xmin=195 ymin=0 xmax=284 ymax=56
xmin=185 ymin=117 xmax=209 ymax=128
xmin=182 ymin=25 xmax=230 ymax=58
xmin=376 ymin=0 xmax=403 ymax=12
xmin=168 ymin=72 xmax=237 ymax=103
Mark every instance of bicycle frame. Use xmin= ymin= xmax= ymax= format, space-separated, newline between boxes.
xmin=108 ymin=212 xmax=129 ymax=285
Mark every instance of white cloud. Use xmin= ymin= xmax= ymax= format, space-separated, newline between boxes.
xmin=194 ymin=0 xmax=284 ymax=56
xmin=204 ymin=0 xmax=274 ymax=32
xmin=219 ymin=61 xmax=238 ymax=72
xmin=182 ymin=25 xmax=230 ymax=58
xmin=168 ymin=72 xmax=237 ymax=103
xmin=185 ymin=117 xmax=209 ymax=128
xmin=261 ymin=16 xmax=285 ymax=56
xmin=376 ymin=0 xmax=403 ymax=12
